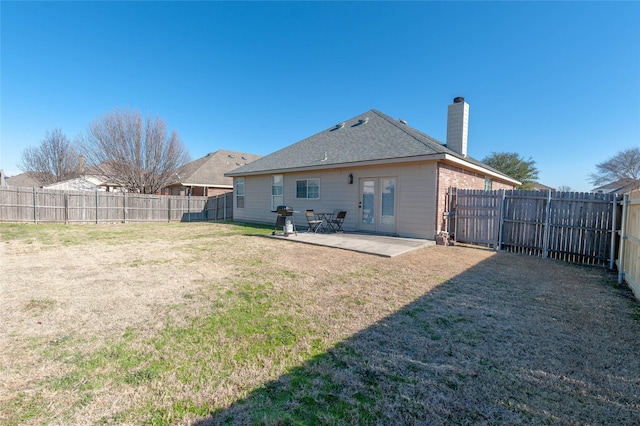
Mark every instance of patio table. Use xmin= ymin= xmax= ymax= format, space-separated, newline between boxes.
xmin=315 ymin=212 xmax=334 ymax=232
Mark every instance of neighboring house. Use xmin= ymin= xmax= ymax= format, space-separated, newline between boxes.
xmin=44 ymin=176 xmax=105 ymax=191
xmin=532 ymin=182 xmax=556 ymax=192
xmin=226 ymin=98 xmax=520 ymax=239
xmin=592 ymin=179 xmax=640 ymax=195
xmin=5 ymin=172 xmax=40 ymax=188
xmin=163 ymin=150 xmax=262 ymax=196
xmin=5 ymin=170 xmax=123 ymax=192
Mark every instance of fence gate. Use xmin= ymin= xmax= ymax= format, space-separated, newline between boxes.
xmin=448 ymin=189 xmax=502 ymax=247
xmin=447 ymin=188 xmax=619 ymax=267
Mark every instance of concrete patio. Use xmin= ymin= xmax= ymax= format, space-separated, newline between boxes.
xmin=269 ymin=231 xmax=436 ymax=257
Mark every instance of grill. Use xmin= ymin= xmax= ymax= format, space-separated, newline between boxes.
xmin=273 ymin=205 xmax=297 ymax=236
xmin=277 ymin=205 xmax=294 ymax=217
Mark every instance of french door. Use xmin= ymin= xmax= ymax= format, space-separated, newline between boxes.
xmin=358 ymin=177 xmax=397 ymax=234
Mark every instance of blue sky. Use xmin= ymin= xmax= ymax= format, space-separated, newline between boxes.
xmin=1 ymin=1 xmax=638 ymax=191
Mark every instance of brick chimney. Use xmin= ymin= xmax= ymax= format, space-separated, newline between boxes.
xmin=446 ymin=97 xmax=469 ymax=157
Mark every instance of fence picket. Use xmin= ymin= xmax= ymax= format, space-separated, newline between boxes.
xmin=448 ymin=189 xmax=619 ymax=267
xmin=0 ymin=186 xmax=232 ymax=224
xmin=618 ymin=190 xmax=640 ymax=299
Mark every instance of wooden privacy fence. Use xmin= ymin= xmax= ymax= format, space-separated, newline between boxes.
xmin=446 ymin=189 xmax=620 ymax=267
xmin=618 ymin=189 xmax=640 ymax=299
xmin=0 ymin=186 xmax=233 ymax=224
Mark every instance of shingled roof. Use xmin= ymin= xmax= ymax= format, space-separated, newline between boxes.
xmin=173 ymin=149 xmax=262 ymax=186
xmin=226 ymin=109 xmax=511 ymax=181
xmin=5 ymin=172 xmax=41 ymax=187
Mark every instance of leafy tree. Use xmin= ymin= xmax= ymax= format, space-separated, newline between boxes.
xmin=482 ymin=152 xmax=539 ymax=190
xmin=80 ymin=109 xmax=190 ymax=194
xmin=589 ymin=147 xmax=640 ymax=187
xmin=18 ymin=129 xmax=82 ymax=185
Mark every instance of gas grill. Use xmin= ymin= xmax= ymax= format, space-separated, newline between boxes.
xmin=273 ymin=205 xmax=297 ymax=236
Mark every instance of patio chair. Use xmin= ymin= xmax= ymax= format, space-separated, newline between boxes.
xmin=328 ymin=210 xmax=347 ymax=232
xmin=305 ymin=209 xmax=323 ymax=233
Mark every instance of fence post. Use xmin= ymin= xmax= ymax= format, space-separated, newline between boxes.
xmin=33 ymin=186 xmax=38 ymax=224
xmin=64 ymin=193 xmax=69 ymax=225
xmin=610 ymin=193 xmax=618 ymax=271
xmin=618 ymin=193 xmax=629 ymax=284
xmin=95 ymin=188 xmax=99 ymax=224
xmin=542 ymin=190 xmax=552 ymax=258
xmin=497 ymin=189 xmax=506 ymax=251
xmin=452 ymin=187 xmax=458 ymax=242
xmin=223 ymin=193 xmax=227 ymax=220
xmin=123 ymin=192 xmax=127 ymax=224
xmin=445 ymin=186 xmax=452 ymax=236
xmin=168 ymin=196 xmax=171 ymax=222
xmin=188 ymin=193 xmax=191 ymax=222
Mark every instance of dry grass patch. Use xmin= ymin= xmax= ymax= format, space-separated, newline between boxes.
xmin=1 ymin=222 xmax=639 ymax=425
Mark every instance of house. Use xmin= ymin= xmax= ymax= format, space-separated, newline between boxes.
xmin=5 ymin=169 xmax=124 ymax=192
xmin=44 ymin=176 xmax=105 ymax=191
xmin=592 ymin=179 xmax=640 ymax=195
xmin=226 ymin=98 xmax=520 ymax=239
xmin=532 ymin=182 xmax=556 ymax=192
xmin=163 ymin=150 xmax=262 ymax=196
xmin=4 ymin=172 xmax=40 ymax=188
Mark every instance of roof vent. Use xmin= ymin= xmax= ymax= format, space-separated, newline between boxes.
xmin=453 ymin=96 xmax=465 ymax=103
xmin=241 ymin=156 xmax=247 ymax=160
xmin=228 ymin=154 xmax=235 ymax=158
xmin=336 ymin=122 xmax=345 ymax=129
xmin=399 ymin=119 xmax=407 ymax=124
xmin=358 ymin=117 xmax=369 ymax=125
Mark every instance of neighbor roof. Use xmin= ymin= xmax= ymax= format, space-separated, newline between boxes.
xmin=591 ymin=179 xmax=640 ymax=194
xmin=5 ymin=172 xmax=40 ymax=187
xmin=532 ymin=182 xmax=556 ymax=191
xmin=226 ymin=109 xmax=514 ymax=182
xmin=171 ymin=149 xmax=262 ymax=187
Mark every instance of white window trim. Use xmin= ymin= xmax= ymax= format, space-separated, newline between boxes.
xmin=484 ymin=178 xmax=492 ymax=191
xmin=271 ymin=174 xmax=283 ymax=211
xmin=236 ymin=177 xmax=245 ymax=208
xmin=295 ymin=178 xmax=320 ymax=200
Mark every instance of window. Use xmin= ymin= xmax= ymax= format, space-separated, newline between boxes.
xmin=484 ymin=178 xmax=492 ymax=191
xmin=296 ymin=178 xmax=320 ymax=199
xmin=236 ymin=177 xmax=245 ymax=208
xmin=271 ymin=174 xmax=283 ymax=211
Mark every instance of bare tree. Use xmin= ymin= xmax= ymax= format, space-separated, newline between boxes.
xmin=18 ymin=129 xmax=82 ymax=185
xmin=589 ymin=147 xmax=640 ymax=187
xmin=80 ymin=109 xmax=190 ymax=193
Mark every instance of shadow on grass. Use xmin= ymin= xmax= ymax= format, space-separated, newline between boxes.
xmin=194 ymin=253 xmax=640 ymax=425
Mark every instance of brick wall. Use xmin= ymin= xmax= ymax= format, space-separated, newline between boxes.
xmin=206 ymin=187 xmax=232 ymax=197
xmin=435 ymin=162 xmax=515 ymax=233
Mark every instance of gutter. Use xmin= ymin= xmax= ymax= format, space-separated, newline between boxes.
xmin=224 ymin=154 xmax=448 ymax=176
xmin=441 ymin=154 xmax=521 ymax=186
xmin=171 ymin=183 xmax=233 ymax=188
xmin=225 ymin=153 xmax=521 ymax=186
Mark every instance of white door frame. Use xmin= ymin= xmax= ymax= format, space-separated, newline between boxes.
xmin=357 ymin=177 xmax=397 ymax=234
